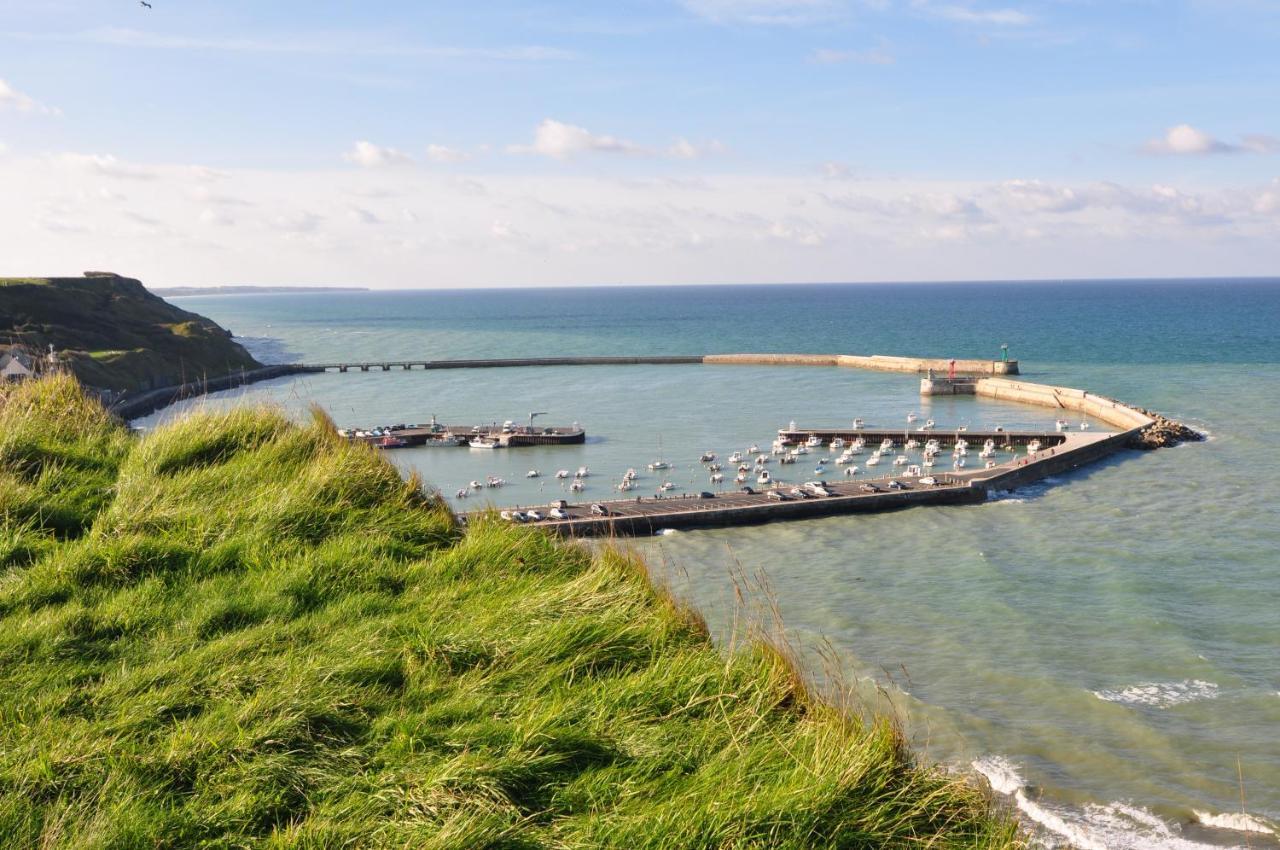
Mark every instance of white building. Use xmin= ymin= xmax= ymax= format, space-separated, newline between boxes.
xmin=0 ymin=349 xmax=35 ymax=382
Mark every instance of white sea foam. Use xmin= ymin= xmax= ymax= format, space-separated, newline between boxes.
xmin=973 ymin=756 xmax=1254 ymax=850
xmin=1193 ymin=810 xmax=1277 ymax=836
xmin=1092 ymin=679 xmax=1220 ymax=708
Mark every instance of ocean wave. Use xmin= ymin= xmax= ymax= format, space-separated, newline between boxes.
xmin=1092 ymin=679 xmax=1220 ymax=708
xmin=1193 ymin=810 xmax=1277 ymax=836
xmin=973 ymin=756 xmax=1254 ymax=850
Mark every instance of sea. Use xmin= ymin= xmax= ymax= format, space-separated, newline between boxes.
xmin=140 ymin=280 xmax=1280 ymax=849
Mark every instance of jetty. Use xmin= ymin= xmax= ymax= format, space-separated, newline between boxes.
xmin=344 ymin=422 xmax=585 ymax=448
xmin=463 ymin=427 xmax=1121 ymax=537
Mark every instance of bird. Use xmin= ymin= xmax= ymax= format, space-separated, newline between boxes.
xmin=140 ymin=1 xmax=152 ymax=7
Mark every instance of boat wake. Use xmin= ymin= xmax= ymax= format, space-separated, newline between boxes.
xmin=972 ymin=756 xmax=1274 ymax=850
xmin=1092 ymin=679 xmax=1219 ymax=709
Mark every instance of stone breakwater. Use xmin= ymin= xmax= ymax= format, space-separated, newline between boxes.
xmin=1128 ymin=411 xmax=1208 ymax=450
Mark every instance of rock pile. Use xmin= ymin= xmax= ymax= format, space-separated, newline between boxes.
xmin=1128 ymin=411 xmax=1207 ymax=450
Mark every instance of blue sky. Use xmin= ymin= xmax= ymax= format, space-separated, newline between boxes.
xmin=2 ymin=0 xmax=1279 ymax=286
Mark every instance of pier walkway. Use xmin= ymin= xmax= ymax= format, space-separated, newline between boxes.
xmin=462 ymin=429 xmax=1122 ymax=537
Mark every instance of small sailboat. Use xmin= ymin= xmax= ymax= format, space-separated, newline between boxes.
xmin=649 ymin=436 xmax=671 ymax=471
xmin=575 ymin=466 xmax=590 ymax=478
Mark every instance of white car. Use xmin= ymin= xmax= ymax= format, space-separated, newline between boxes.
xmin=918 ymin=476 xmax=938 ymax=486
xmin=802 ymin=482 xmax=831 ymax=497
xmin=549 ymin=507 xmax=568 ymax=520
xmin=525 ymin=510 xmax=543 ymax=521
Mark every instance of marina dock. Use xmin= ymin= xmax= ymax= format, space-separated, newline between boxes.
xmin=462 ymin=428 xmax=1126 ymax=536
xmin=345 ymin=422 xmax=585 ymax=448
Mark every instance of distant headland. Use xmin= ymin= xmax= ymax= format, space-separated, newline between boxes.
xmin=151 ymin=285 xmax=370 ymax=296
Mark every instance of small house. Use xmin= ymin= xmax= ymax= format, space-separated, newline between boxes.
xmin=0 ymin=349 xmax=35 ymax=382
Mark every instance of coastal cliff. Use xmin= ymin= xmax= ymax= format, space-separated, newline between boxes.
xmin=0 ymin=273 xmax=260 ymax=393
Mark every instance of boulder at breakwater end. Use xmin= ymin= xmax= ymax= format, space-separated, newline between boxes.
xmin=1129 ymin=412 xmax=1207 ymax=450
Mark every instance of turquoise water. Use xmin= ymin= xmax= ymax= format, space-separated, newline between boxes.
xmin=143 ymin=282 xmax=1280 ymax=848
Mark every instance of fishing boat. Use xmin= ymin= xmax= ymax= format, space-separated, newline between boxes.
xmin=700 ymin=451 xmax=717 ymax=462
xmin=648 ymin=460 xmax=671 ymax=471
xmin=468 ymin=437 xmax=500 ymax=449
xmin=747 ymin=443 xmax=760 ymax=454
xmin=1027 ymin=440 xmax=1042 ymax=454
xmin=829 ymin=437 xmax=845 ymax=449
xmin=575 ymin=466 xmax=590 ymax=477
xmin=805 ymin=434 xmax=822 ymax=448
xmin=852 ymin=418 xmax=864 ymax=429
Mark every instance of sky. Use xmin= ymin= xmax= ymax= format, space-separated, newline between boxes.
xmin=1 ymin=0 xmax=1279 ymax=288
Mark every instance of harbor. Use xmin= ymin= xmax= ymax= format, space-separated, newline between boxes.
xmin=340 ymin=418 xmax=585 ymax=448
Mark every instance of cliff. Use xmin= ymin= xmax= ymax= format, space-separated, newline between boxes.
xmin=0 ymin=274 xmax=261 ymax=393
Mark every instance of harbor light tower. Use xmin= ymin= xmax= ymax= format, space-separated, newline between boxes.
xmin=1000 ymin=343 xmax=1009 ymax=363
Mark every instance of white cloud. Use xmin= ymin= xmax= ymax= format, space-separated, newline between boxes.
xmin=912 ymin=2 xmax=1033 ymax=25
xmin=56 ymin=153 xmax=155 ymax=180
xmin=344 ymin=140 xmax=414 ymax=168
xmin=508 ymin=119 xmax=643 ymax=159
xmin=682 ymin=0 xmax=843 ymax=25
xmin=426 ymin=144 xmax=470 ymax=164
xmin=0 ymin=78 xmax=58 ymax=114
xmin=667 ymin=138 xmax=727 ymax=159
xmin=1142 ymin=124 xmax=1279 ymax=156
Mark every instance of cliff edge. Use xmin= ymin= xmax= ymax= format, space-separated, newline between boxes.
xmin=0 ymin=273 xmax=261 ymax=393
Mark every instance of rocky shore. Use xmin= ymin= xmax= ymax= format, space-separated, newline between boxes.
xmin=1129 ymin=411 xmax=1207 ymax=450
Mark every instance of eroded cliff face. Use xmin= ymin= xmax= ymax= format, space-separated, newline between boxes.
xmin=0 ymin=274 xmax=260 ymax=392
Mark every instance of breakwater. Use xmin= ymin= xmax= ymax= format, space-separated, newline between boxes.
xmin=110 ymin=364 xmax=304 ymax=421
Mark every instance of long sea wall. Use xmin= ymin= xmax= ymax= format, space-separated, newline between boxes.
xmin=703 ymin=353 xmax=1016 ymax=374
xmin=973 ymin=377 xmax=1154 ymax=431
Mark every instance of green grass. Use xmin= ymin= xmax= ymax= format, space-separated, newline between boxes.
xmin=0 ymin=376 xmax=1022 ymax=849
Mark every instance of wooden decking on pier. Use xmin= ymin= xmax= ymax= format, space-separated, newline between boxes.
xmin=462 ymin=428 xmax=1122 ymax=536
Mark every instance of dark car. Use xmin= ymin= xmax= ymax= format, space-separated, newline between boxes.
xmin=887 ymin=480 xmax=905 ymax=490
xmin=698 ymin=491 xmax=716 ymax=499
xmin=767 ymin=490 xmax=792 ymax=501
xmin=859 ymin=483 xmax=882 ymax=493
xmin=740 ymin=486 xmax=756 ymax=495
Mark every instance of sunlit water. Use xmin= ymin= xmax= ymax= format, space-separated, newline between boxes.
xmin=141 ymin=282 xmax=1280 ymax=848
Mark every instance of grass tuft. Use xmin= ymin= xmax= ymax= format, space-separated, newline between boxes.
xmin=0 ymin=377 xmax=1022 ymax=848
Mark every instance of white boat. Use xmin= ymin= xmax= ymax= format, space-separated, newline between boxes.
xmin=1080 ymin=421 xmax=1091 ymax=430
xmin=920 ymin=419 xmax=936 ymax=431
xmin=469 ymin=480 xmax=484 ymax=489
xmin=771 ymin=439 xmax=788 ymax=454
xmin=985 ymin=460 xmax=997 ymax=469
xmin=756 ymin=470 xmax=771 ymax=484
xmin=1056 ymin=419 xmax=1070 ymax=431
xmin=923 ymin=457 xmax=935 ymax=467
xmin=844 ymin=466 xmax=859 ymax=476
xmin=852 ymin=418 xmax=864 ymax=429
xmin=648 ymin=460 xmax=671 ymax=471
xmin=618 ymin=480 xmax=633 ymax=491
xmin=865 ymin=455 xmax=880 ymax=466
xmin=570 ymin=480 xmax=585 ymax=492
xmin=735 ymin=472 xmax=747 ymax=483
xmin=893 ymin=455 xmax=909 ymax=466
xmin=813 ymin=466 xmax=826 ymax=476
xmin=779 ymin=453 xmax=797 ymax=464
xmin=979 ymin=448 xmax=996 ymax=459
xmin=624 ymin=468 xmax=638 ymax=480
xmin=953 ymin=457 xmax=966 ymax=469
xmin=747 ymin=443 xmax=760 ymax=454
xmin=829 ymin=437 xmax=845 ymax=449
xmin=907 ymin=412 xmax=918 ymax=423
xmin=905 ymin=464 xmax=921 ymax=477
xmin=835 ymin=454 xmax=851 ymax=465
xmin=485 ymin=477 xmax=505 ymax=488
xmin=660 ymin=481 xmax=676 ymax=491
xmin=468 ymin=437 xmax=500 ymax=449
xmin=805 ymin=435 xmax=822 ymax=448
xmin=879 ymin=439 xmax=894 ymax=451
xmin=1027 ymin=440 xmax=1042 ymax=454
xmin=905 ymin=439 xmax=919 ymax=449
xmin=575 ymin=466 xmax=590 ymax=477
xmin=455 ymin=488 xmax=468 ymax=498
xmin=700 ymin=451 xmax=717 ymax=462
xmin=737 ymin=463 xmax=751 ymax=473
xmin=710 ymin=472 xmax=724 ymax=483
xmin=555 ymin=469 xmax=570 ymax=479
xmin=728 ymin=451 xmax=743 ymax=463
xmin=793 ymin=445 xmax=810 ymax=455
xmin=526 ymin=469 xmax=540 ymax=478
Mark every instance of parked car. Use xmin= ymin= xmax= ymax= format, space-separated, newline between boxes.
xmin=548 ymin=507 xmax=568 ymax=520
xmin=549 ymin=498 xmax=568 ymax=509
xmin=803 ymin=482 xmax=831 ymax=497
xmin=887 ymin=480 xmax=905 ymax=491
xmin=698 ymin=491 xmax=716 ymax=499
xmin=767 ymin=490 xmax=792 ymax=501
xmin=525 ymin=510 xmax=543 ymax=521
xmin=918 ymin=476 xmax=938 ymax=486
xmin=789 ymin=487 xmax=812 ymax=499
xmin=590 ymin=503 xmax=611 ymax=517
xmin=740 ymin=486 xmax=756 ymax=495
xmin=859 ymin=483 xmax=882 ymax=493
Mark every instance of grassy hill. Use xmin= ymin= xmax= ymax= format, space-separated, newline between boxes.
xmin=0 ymin=275 xmax=261 ymax=393
xmin=0 ymin=375 xmax=1021 ymax=848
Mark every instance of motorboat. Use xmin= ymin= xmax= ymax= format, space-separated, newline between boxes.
xmin=455 ymin=488 xmax=468 ymax=499
xmin=469 ymin=480 xmax=484 ymax=489
xmin=1027 ymin=440 xmax=1042 ymax=454
xmin=735 ymin=472 xmax=748 ymax=483
xmin=747 ymin=443 xmax=760 ymax=454
xmin=793 ymin=445 xmax=810 ymax=455
xmin=526 ymin=469 xmax=540 ymax=478
xmin=571 ymin=480 xmax=585 ymax=492
xmin=555 ymin=469 xmax=570 ymax=479
xmin=618 ymin=480 xmax=634 ymax=492
xmin=865 ymin=455 xmax=880 ymax=466
xmin=844 ymin=466 xmax=859 ymax=476
xmin=779 ymin=453 xmax=797 ymax=464
xmin=852 ymin=418 xmax=864 ymax=429
xmin=728 ymin=451 xmax=744 ymax=463
xmin=624 ymin=468 xmax=638 ymax=480
xmin=904 ymin=464 xmax=921 ymax=477
xmin=1056 ymin=419 xmax=1070 ymax=432
xmin=893 ymin=455 xmax=909 ymax=466
xmin=907 ymin=412 xmax=918 ymax=423
xmin=879 ymin=438 xmax=894 ymax=451
xmin=468 ymin=437 xmax=500 ymax=449
xmin=700 ymin=451 xmax=717 ymax=462
xmin=660 ymin=481 xmax=677 ymax=491
xmin=920 ymin=419 xmax=936 ymax=431
xmin=757 ymin=470 xmax=771 ymax=484
xmin=710 ymin=472 xmax=724 ymax=483
xmin=829 ymin=437 xmax=845 ymax=449
xmin=648 ymin=460 xmax=671 ymax=471
xmin=576 ymin=466 xmax=590 ymax=477
xmin=905 ymin=439 xmax=919 ymax=449
xmin=805 ymin=435 xmax=822 ymax=448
